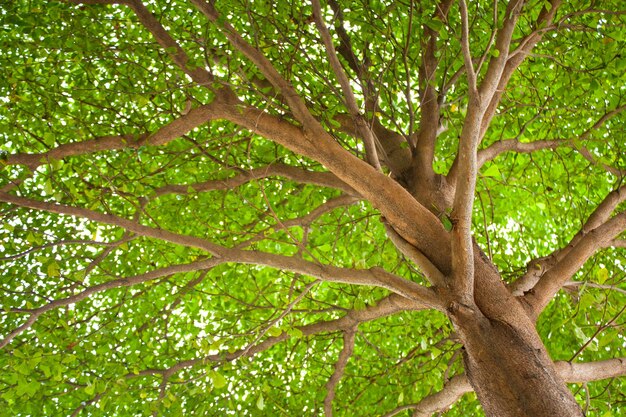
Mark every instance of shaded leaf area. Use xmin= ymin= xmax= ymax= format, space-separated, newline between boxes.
xmin=0 ymin=0 xmax=625 ymax=416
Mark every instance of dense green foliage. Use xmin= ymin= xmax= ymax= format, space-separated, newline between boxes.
xmin=1 ymin=0 xmax=625 ymax=416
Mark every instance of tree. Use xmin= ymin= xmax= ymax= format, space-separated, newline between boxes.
xmin=1 ymin=0 xmax=625 ymax=415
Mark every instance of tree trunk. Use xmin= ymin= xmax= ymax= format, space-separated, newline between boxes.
xmin=447 ymin=255 xmax=584 ymax=417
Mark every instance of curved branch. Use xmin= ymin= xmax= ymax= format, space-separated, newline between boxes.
xmin=189 ymin=0 xmax=316 ymax=127
xmin=477 ymin=103 xmax=626 ymax=170
xmin=324 ymin=328 xmax=357 ymax=417
xmin=414 ymin=0 xmax=453 ymax=169
xmin=512 ymin=185 xmax=626 ymax=298
xmin=0 ymin=192 xmax=226 ymax=256
xmin=125 ymin=0 xmax=213 ymax=86
xmin=477 ymin=138 xmax=567 ymax=167
xmin=382 ymin=219 xmax=446 ymax=287
xmin=311 ymin=0 xmax=381 ymax=171
xmin=383 ymin=357 xmax=626 ymax=417
xmin=6 ymin=103 xmax=223 ymax=170
xmin=526 ymin=210 xmax=626 ymax=315
xmin=154 ymin=163 xmax=357 ymax=197
xmin=132 ymin=293 xmax=422 ymax=377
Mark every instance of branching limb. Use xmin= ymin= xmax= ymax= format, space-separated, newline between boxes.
xmin=216 ymin=99 xmax=448 ymax=269
xmin=130 ymin=293 xmax=422 ymax=377
xmin=459 ymin=0 xmax=477 ymax=96
xmin=555 ymin=358 xmax=626 ymax=383
xmin=154 ymin=163 xmax=357 ymax=197
xmin=189 ymin=0 xmax=316 ymax=127
xmin=382 ymin=218 xmax=446 ymax=287
xmin=478 ymin=0 xmax=562 ymax=137
xmin=476 ymin=0 xmax=526 ymax=104
xmin=0 ymin=192 xmax=226 ymax=256
xmin=124 ymin=0 xmax=213 ymax=86
xmin=478 ymin=103 xmax=626 ymax=169
xmin=525 ymin=210 xmax=626 ymax=315
xmin=449 ymin=106 xmax=481 ymax=304
xmin=382 ymin=357 xmax=626 ymax=417
xmin=477 ymin=138 xmax=567 ymax=167
xmin=6 ymin=103 xmax=223 ymax=170
xmin=235 ymin=195 xmax=359 ymax=250
xmin=512 ymin=185 xmax=626 ymax=298
xmin=414 ymin=0 xmax=453 ymax=167
xmin=311 ymin=0 xmax=381 ymax=171
xmin=324 ymin=328 xmax=357 ymax=417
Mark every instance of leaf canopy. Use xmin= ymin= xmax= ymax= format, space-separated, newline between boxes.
xmin=1 ymin=0 xmax=625 ymax=416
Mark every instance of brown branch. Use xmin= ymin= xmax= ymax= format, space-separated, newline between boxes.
xmin=0 ymin=192 xmax=226 ymax=256
xmin=477 ymin=138 xmax=567 ymax=167
xmin=234 ymin=195 xmax=359 ymax=251
xmin=459 ymin=0 xmax=477 ymax=96
xmin=189 ymin=0 xmax=317 ymax=128
xmin=0 ymin=257 xmax=221 ymax=348
xmin=0 ymin=245 xmax=440 ymax=349
xmin=225 ymin=250 xmax=442 ymax=309
xmin=383 ymin=219 xmax=446 ymax=287
xmin=607 ymin=239 xmax=626 ymax=249
xmin=6 ymin=103 xmax=223 ymax=170
xmin=131 ymin=293 xmax=423 ymax=377
xmin=512 ymin=185 xmax=626 ymax=297
xmin=449 ymin=104 xmax=482 ymax=304
xmin=383 ymin=357 xmax=626 ymax=417
xmin=478 ymin=0 xmax=562 ymax=138
xmin=414 ymin=0 xmax=453 ymax=169
xmin=477 ymin=103 xmax=626 ymax=169
xmin=125 ymin=0 xmax=213 ymax=86
xmin=214 ymin=99 xmax=449 ymax=275
xmin=324 ymin=328 xmax=357 ymax=417
xmin=526 ymin=211 xmax=626 ymax=315
xmin=311 ymin=0 xmax=381 ymax=171
xmin=154 ymin=163 xmax=357 ymax=197
xmin=477 ymin=0 xmax=526 ymax=104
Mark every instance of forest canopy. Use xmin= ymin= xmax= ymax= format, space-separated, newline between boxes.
xmin=1 ymin=0 xmax=625 ymax=416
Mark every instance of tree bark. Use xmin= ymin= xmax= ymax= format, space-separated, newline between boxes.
xmin=446 ymin=254 xmax=584 ymax=417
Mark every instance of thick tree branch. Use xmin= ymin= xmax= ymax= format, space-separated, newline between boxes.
xmin=384 ymin=358 xmax=626 ymax=417
xmin=414 ymin=0 xmax=453 ymax=169
xmin=214 ymin=99 xmax=449 ymax=275
xmin=450 ymin=105 xmax=482 ymax=303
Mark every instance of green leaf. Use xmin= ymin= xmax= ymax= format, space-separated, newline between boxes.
xmin=482 ymin=164 xmax=501 ymax=178
xmin=209 ymin=371 xmax=227 ymax=389
xmin=47 ymin=261 xmax=60 ymax=277
xmin=256 ymin=393 xmax=265 ymax=410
